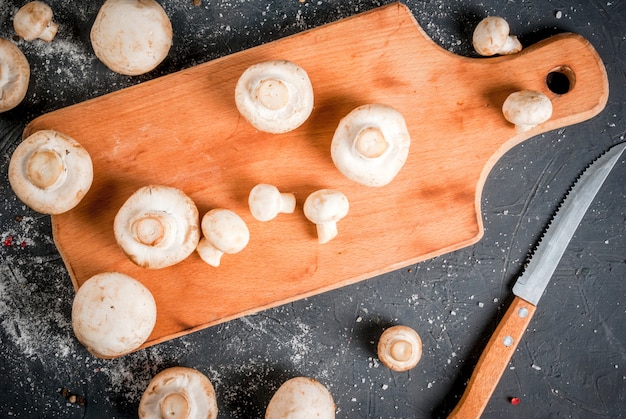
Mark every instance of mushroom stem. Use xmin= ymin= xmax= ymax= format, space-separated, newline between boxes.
xmin=160 ymin=392 xmax=190 ymax=419
xmin=130 ymin=213 xmax=173 ymax=247
xmin=354 ymin=126 xmax=389 ymax=159
xmin=26 ymin=148 xmax=65 ymax=189
xmin=500 ymin=35 xmax=522 ymax=54
xmin=196 ymin=238 xmax=224 ymax=267
xmin=279 ymin=192 xmax=296 ymax=213
xmin=316 ymin=222 xmax=338 ymax=245
xmin=37 ymin=21 xmax=59 ymax=42
xmin=257 ymin=78 xmax=289 ymax=110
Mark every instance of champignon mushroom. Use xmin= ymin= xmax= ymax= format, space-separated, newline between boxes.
xmin=90 ymin=0 xmax=173 ymax=76
xmin=0 ymin=37 xmax=30 ymax=113
xmin=71 ymin=272 xmax=157 ymax=358
xmin=303 ymin=189 xmax=349 ymax=244
xmin=139 ymin=366 xmax=218 ymax=419
xmin=265 ymin=377 xmax=336 ymax=419
xmin=331 ymin=104 xmax=411 ymax=187
xmin=377 ymin=325 xmax=423 ymax=372
xmin=472 ymin=16 xmax=522 ymax=56
xmin=13 ymin=1 xmax=58 ymax=42
xmin=235 ymin=60 xmax=314 ymax=134
xmin=196 ymin=208 xmax=249 ymax=267
xmin=248 ymin=183 xmax=296 ymax=222
xmin=114 ymin=185 xmax=200 ymax=269
xmin=8 ymin=130 xmax=93 ymax=214
xmin=502 ymin=90 xmax=553 ymax=132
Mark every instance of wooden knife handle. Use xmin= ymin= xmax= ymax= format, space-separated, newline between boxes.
xmin=448 ymin=296 xmax=537 ymax=419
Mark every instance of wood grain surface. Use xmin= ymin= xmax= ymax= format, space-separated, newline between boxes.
xmin=22 ymin=3 xmax=608 ymax=356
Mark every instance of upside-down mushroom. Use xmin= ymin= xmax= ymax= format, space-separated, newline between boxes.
xmin=472 ymin=16 xmax=522 ymax=56
xmin=196 ymin=208 xmax=250 ymax=267
xmin=8 ymin=130 xmax=93 ymax=214
xmin=90 ymin=0 xmax=173 ymax=76
xmin=265 ymin=377 xmax=336 ymax=419
xmin=0 ymin=37 xmax=30 ymax=113
xmin=248 ymin=183 xmax=296 ymax=222
xmin=71 ymin=272 xmax=157 ymax=358
xmin=331 ymin=104 xmax=411 ymax=187
xmin=235 ymin=60 xmax=314 ymax=133
xmin=139 ymin=366 xmax=218 ymax=419
xmin=114 ymin=185 xmax=200 ymax=269
xmin=303 ymin=189 xmax=349 ymax=244
xmin=377 ymin=325 xmax=423 ymax=372
xmin=502 ymin=90 xmax=553 ymax=132
xmin=13 ymin=1 xmax=58 ymax=42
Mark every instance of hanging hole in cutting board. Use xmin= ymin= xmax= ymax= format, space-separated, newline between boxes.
xmin=546 ymin=65 xmax=575 ymax=94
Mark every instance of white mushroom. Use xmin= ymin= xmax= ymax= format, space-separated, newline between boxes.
xmin=303 ymin=189 xmax=349 ymax=244
xmin=0 ymin=37 xmax=30 ymax=113
xmin=248 ymin=183 xmax=296 ymax=222
xmin=235 ymin=60 xmax=314 ymax=134
xmin=265 ymin=377 xmax=336 ymax=419
xmin=90 ymin=0 xmax=173 ymax=76
xmin=502 ymin=90 xmax=553 ymax=132
xmin=377 ymin=325 xmax=423 ymax=372
xmin=114 ymin=185 xmax=200 ymax=269
xmin=472 ymin=16 xmax=522 ymax=56
xmin=331 ymin=104 xmax=411 ymax=187
xmin=196 ymin=209 xmax=249 ymax=267
xmin=71 ymin=272 xmax=157 ymax=358
xmin=8 ymin=130 xmax=93 ymax=214
xmin=13 ymin=1 xmax=58 ymax=42
xmin=139 ymin=366 xmax=218 ymax=419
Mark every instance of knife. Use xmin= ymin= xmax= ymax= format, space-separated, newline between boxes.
xmin=448 ymin=142 xmax=626 ymax=419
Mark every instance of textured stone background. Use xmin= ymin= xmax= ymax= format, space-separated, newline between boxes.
xmin=1 ymin=1 xmax=624 ymax=417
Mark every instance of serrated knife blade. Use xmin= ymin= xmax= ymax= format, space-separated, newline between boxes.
xmin=449 ymin=142 xmax=626 ymax=419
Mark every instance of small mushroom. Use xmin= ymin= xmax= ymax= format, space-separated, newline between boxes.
xmin=71 ymin=272 xmax=157 ymax=358
xmin=90 ymin=0 xmax=173 ymax=76
xmin=502 ymin=90 xmax=553 ymax=132
xmin=303 ymin=189 xmax=349 ymax=244
xmin=235 ymin=60 xmax=314 ymax=133
xmin=265 ymin=377 xmax=336 ymax=419
xmin=472 ymin=16 xmax=522 ymax=56
xmin=248 ymin=183 xmax=296 ymax=222
xmin=13 ymin=1 xmax=58 ymax=42
xmin=8 ymin=130 xmax=93 ymax=214
xmin=331 ymin=104 xmax=411 ymax=187
xmin=196 ymin=209 xmax=249 ymax=267
xmin=0 ymin=37 xmax=30 ymax=113
xmin=139 ymin=366 xmax=218 ymax=419
xmin=114 ymin=185 xmax=200 ymax=269
xmin=377 ymin=325 xmax=423 ymax=372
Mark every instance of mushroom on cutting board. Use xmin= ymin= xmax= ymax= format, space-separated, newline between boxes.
xmin=248 ymin=183 xmax=296 ymax=222
xmin=0 ymin=37 xmax=30 ymax=113
xmin=235 ymin=60 xmax=314 ymax=133
xmin=13 ymin=1 xmax=58 ymax=42
xmin=472 ymin=16 xmax=522 ymax=56
xmin=331 ymin=104 xmax=411 ymax=187
xmin=502 ymin=90 xmax=553 ymax=132
xmin=71 ymin=272 xmax=157 ymax=358
xmin=303 ymin=189 xmax=349 ymax=244
xmin=90 ymin=0 xmax=172 ymax=76
xmin=196 ymin=208 xmax=250 ymax=267
xmin=377 ymin=325 xmax=423 ymax=372
xmin=139 ymin=366 xmax=218 ymax=419
xmin=8 ymin=130 xmax=93 ymax=214
xmin=265 ymin=377 xmax=336 ymax=419
xmin=114 ymin=185 xmax=200 ymax=269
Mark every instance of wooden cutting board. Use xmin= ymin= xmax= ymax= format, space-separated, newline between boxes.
xmin=23 ymin=3 xmax=608 ymax=356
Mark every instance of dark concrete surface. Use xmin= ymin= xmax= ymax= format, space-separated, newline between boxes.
xmin=1 ymin=1 xmax=624 ymax=418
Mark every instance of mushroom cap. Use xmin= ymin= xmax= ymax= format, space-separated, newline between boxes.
xmin=13 ymin=1 xmax=58 ymax=42
xmin=90 ymin=0 xmax=172 ymax=76
xmin=248 ymin=183 xmax=295 ymax=221
xmin=377 ymin=325 xmax=423 ymax=372
xmin=472 ymin=16 xmax=520 ymax=56
xmin=114 ymin=185 xmax=200 ymax=269
xmin=0 ymin=37 xmax=30 ymax=112
xmin=139 ymin=366 xmax=218 ymax=419
xmin=201 ymin=208 xmax=250 ymax=254
xmin=331 ymin=104 xmax=411 ymax=187
xmin=303 ymin=189 xmax=349 ymax=225
xmin=71 ymin=272 xmax=157 ymax=358
xmin=235 ymin=60 xmax=314 ymax=133
xmin=265 ymin=377 xmax=336 ymax=419
xmin=502 ymin=90 xmax=553 ymax=129
xmin=8 ymin=130 xmax=93 ymax=214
